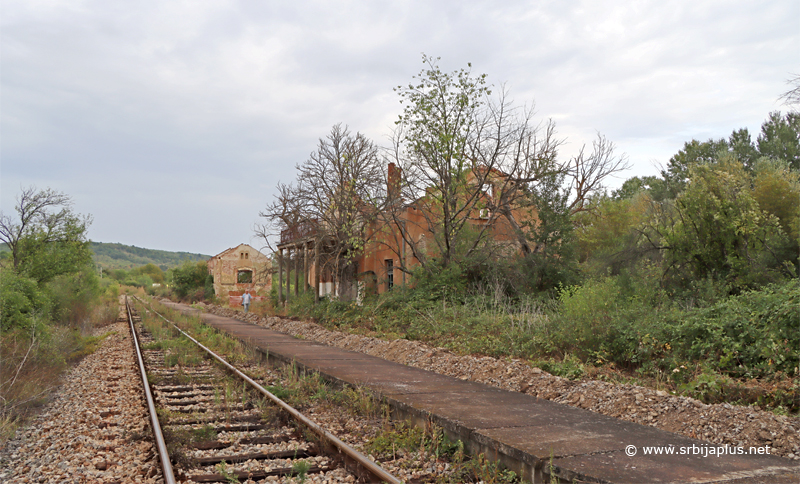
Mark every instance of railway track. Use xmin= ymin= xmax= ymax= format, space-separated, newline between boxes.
xmin=125 ymin=296 xmax=401 ymax=483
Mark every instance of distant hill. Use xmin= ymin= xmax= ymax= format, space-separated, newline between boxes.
xmin=90 ymin=242 xmax=211 ymax=271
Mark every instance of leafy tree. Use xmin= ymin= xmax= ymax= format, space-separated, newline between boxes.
xmin=136 ymin=263 xmax=165 ymax=284
xmin=756 ymin=111 xmax=800 ymax=171
xmin=655 ymin=156 xmax=790 ymax=291
xmin=15 ymin=233 xmax=93 ymax=285
xmin=390 ymin=54 xmax=516 ymax=271
xmin=575 ymin=191 xmax=653 ymax=276
xmin=663 ymin=112 xmax=799 ymax=197
xmin=662 ymin=138 xmax=732 ymax=195
xmin=0 ymin=187 xmax=102 ymax=334
xmin=611 ymin=175 xmax=671 ymax=202
xmin=518 ymin=171 xmax=580 ymax=292
xmin=752 ymin=158 xmax=800 ymax=241
xmin=171 ymin=261 xmax=212 ymax=300
xmin=0 ymin=187 xmax=93 ymax=282
xmin=389 ymin=55 xmax=624 ymax=277
xmin=0 ymin=270 xmax=50 ymax=331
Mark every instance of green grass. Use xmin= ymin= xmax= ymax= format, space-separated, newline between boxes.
xmin=283 ymin=278 xmax=799 ymax=413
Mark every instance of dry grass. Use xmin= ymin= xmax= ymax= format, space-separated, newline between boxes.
xmin=0 ymin=298 xmax=119 ymax=445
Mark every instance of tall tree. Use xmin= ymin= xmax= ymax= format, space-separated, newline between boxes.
xmin=388 ymin=55 xmax=627 ymax=276
xmin=757 ymin=111 xmax=800 ymax=171
xmin=258 ymin=124 xmax=384 ymax=295
xmin=652 ymin=156 xmax=791 ymax=291
xmin=389 ymin=55 xmax=556 ymax=271
xmin=0 ymin=187 xmax=92 ymax=283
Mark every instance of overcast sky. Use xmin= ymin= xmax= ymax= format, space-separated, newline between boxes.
xmin=2 ymin=1 xmax=798 ymax=256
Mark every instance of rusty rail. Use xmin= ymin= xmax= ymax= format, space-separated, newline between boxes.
xmin=136 ymin=297 xmax=402 ymax=484
xmin=125 ymin=296 xmax=177 ymax=484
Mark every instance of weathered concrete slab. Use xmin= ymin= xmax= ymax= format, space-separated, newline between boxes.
xmin=162 ymin=301 xmax=800 ymax=483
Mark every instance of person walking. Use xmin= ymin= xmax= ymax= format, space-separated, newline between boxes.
xmin=242 ymin=291 xmax=252 ymax=313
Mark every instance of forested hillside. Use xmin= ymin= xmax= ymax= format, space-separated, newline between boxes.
xmin=90 ymin=242 xmax=210 ymax=270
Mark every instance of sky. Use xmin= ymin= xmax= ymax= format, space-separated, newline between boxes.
xmin=2 ymin=0 xmax=798 ymax=257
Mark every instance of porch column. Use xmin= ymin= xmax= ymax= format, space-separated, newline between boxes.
xmin=303 ymin=242 xmax=309 ymax=293
xmin=294 ymin=245 xmax=299 ymax=297
xmin=278 ymin=248 xmax=283 ymax=305
xmin=285 ymin=247 xmax=291 ymax=303
xmin=314 ymin=239 xmax=320 ymax=304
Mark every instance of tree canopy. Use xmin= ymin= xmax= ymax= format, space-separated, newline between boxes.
xmin=0 ymin=187 xmax=93 ymax=284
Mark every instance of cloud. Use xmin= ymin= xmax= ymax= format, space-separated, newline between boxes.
xmin=2 ymin=0 xmax=797 ymax=254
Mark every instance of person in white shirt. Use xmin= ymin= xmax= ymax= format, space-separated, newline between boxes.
xmin=242 ymin=291 xmax=252 ymax=313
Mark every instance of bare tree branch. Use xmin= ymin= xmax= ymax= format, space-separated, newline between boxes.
xmin=779 ymin=74 xmax=800 ymax=110
xmin=257 ymin=124 xmax=384 ymax=293
xmin=566 ymin=133 xmax=631 ymax=215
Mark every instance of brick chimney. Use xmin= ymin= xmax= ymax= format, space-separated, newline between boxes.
xmin=387 ymin=162 xmax=401 ymax=201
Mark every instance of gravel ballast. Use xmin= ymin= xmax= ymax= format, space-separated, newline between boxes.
xmin=0 ymin=319 xmax=161 ymax=483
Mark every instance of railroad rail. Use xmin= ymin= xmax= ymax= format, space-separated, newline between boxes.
xmin=125 ymin=295 xmax=401 ymax=483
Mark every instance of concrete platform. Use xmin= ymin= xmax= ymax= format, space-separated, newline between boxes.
xmin=162 ymin=302 xmax=800 ymax=483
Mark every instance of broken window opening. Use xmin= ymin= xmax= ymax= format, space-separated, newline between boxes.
xmin=237 ymin=270 xmax=253 ymax=284
xmin=385 ymin=259 xmax=394 ymax=290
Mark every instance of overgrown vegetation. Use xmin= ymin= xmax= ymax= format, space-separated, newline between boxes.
xmin=0 ymin=187 xmax=120 ymax=443
xmin=170 ymin=261 xmax=214 ymax=302
xmin=365 ymin=421 xmax=518 ymax=483
xmin=259 ymin=63 xmax=799 ymax=415
xmin=95 ymin=257 xmax=216 ymax=305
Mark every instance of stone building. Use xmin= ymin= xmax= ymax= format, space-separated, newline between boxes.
xmin=207 ymin=243 xmax=271 ymax=305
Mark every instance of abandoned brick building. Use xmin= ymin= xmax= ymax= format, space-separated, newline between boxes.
xmin=207 ymin=243 xmax=271 ymax=305
xmin=276 ymin=163 xmax=534 ymax=303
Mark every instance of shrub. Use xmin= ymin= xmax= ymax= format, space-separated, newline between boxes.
xmin=46 ymin=268 xmax=101 ymax=328
xmin=408 ymin=263 xmax=468 ymax=302
xmin=171 ymin=261 xmax=211 ymax=300
xmin=673 ymin=280 xmax=799 ymax=378
xmin=0 ymin=270 xmax=51 ymax=331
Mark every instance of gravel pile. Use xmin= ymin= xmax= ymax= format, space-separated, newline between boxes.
xmin=204 ymin=304 xmax=800 ymax=460
xmin=0 ymin=318 xmax=160 ymax=483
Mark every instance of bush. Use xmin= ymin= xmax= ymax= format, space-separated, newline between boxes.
xmin=46 ymin=268 xmax=101 ymax=328
xmin=171 ymin=261 xmax=212 ymax=300
xmin=408 ymin=263 xmax=468 ymax=302
xmin=0 ymin=270 xmax=51 ymax=331
xmin=554 ymin=277 xmax=646 ymax=364
xmin=550 ymin=275 xmax=799 ymax=381
xmin=673 ymin=280 xmax=799 ymax=378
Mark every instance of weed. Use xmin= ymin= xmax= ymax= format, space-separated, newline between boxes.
xmin=191 ymin=424 xmax=218 ymax=442
xmin=366 ymin=421 xmax=460 ymax=462
xmin=291 ymin=459 xmax=311 ymax=483
xmin=215 ymin=460 xmax=240 ymax=484
xmin=458 ymin=453 xmax=518 ymax=484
